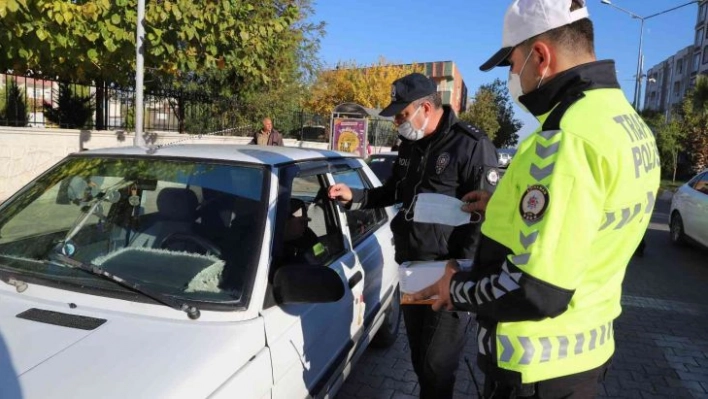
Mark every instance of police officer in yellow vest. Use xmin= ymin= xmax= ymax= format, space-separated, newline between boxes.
xmin=411 ymin=0 xmax=661 ymax=397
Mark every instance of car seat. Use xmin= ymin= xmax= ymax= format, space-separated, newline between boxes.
xmin=129 ymin=187 xmax=199 ymax=249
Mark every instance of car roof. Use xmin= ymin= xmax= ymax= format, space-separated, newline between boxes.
xmin=79 ymin=144 xmax=358 ymax=166
xmin=369 ymin=152 xmax=398 ymax=158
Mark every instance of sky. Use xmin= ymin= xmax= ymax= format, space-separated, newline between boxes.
xmin=309 ymin=0 xmax=698 ymax=145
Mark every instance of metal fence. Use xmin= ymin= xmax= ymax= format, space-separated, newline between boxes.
xmin=0 ymin=73 xmax=398 ymax=146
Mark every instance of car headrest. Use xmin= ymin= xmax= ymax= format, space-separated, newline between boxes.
xmin=156 ymin=188 xmax=198 ymax=221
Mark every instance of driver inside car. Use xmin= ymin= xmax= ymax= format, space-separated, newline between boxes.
xmin=283 ymin=198 xmax=327 ymax=265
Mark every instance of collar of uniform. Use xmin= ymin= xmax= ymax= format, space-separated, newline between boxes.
xmin=519 ymin=60 xmax=620 ymax=117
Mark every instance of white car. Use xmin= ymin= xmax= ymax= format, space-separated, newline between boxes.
xmin=669 ymin=168 xmax=708 ymax=248
xmin=0 ymin=145 xmax=401 ymax=399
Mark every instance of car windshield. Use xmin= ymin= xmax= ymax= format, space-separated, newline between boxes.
xmin=0 ymin=155 xmax=268 ymax=308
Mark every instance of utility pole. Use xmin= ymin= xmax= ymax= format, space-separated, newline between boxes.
xmin=134 ymin=0 xmax=146 ymax=148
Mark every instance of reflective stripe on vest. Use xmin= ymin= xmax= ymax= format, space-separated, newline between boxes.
xmin=477 ymin=321 xmax=613 ymax=365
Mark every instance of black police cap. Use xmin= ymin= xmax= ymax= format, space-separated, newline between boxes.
xmin=379 ymin=73 xmax=437 ymax=117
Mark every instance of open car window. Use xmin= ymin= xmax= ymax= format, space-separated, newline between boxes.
xmin=0 ymin=156 xmax=268 ymax=308
xmin=332 ymin=169 xmax=388 ymax=245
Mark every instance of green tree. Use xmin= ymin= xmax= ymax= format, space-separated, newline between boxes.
xmin=1 ymin=81 xmax=28 ymax=127
xmin=0 ymin=84 xmax=6 ymax=119
xmin=480 ymin=79 xmax=523 ymax=148
xmin=680 ymin=76 xmax=708 ymax=173
xmin=459 ymin=88 xmax=500 ymax=142
xmin=652 ymin=115 xmax=686 ymax=182
xmin=1 ymin=1 xmax=301 ymax=86
xmin=1 ymin=0 xmax=323 ymax=130
xmin=43 ymin=82 xmax=95 ymax=129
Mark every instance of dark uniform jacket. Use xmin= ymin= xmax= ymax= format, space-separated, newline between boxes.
xmin=350 ymin=106 xmax=499 ymax=264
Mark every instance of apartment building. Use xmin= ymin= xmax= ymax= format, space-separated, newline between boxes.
xmin=644 ymin=46 xmax=695 ymax=117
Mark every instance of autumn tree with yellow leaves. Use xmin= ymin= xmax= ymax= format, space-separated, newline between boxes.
xmin=304 ymin=57 xmax=424 ymax=116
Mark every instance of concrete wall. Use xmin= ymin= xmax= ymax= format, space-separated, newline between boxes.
xmin=0 ymin=127 xmax=391 ymax=201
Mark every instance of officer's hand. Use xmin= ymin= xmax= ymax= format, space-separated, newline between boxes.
xmin=461 ymin=190 xmax=492 ymax=214
xmin=328 ymin=183 xmax=353 ymax=203
xmin=409 ymin=260 xmax=460 ymax=312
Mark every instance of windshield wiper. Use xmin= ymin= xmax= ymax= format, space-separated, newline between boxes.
xmin=47 ymin=252 xmax=201 ymax=320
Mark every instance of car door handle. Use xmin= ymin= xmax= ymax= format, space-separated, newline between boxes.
xmin=348 ymin=271 xmax=363 ymax=289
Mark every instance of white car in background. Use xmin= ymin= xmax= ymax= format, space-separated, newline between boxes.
xmin=497 ymin=148 xmax=516 ymax=168
xmin=0 ymin=145 xmax=401 ymax=399
xmin=669 ymin=169 xmax=708 ymax=248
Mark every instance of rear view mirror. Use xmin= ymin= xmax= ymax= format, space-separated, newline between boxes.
xmin=273 ymin=266 xmax=344 ymax=304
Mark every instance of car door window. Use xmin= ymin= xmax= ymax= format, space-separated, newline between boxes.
xmin=691 ymin=173 xmax=708 ymax=195
xmin=332 ymin=169 xmax=388 ymax=245
xmin=282 ymin=174 xmax=345 ymax=266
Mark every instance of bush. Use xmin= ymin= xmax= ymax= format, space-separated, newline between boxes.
xmin=43 ymin=83 xmax=94 ymax=129
xmin=1 ymin=82 xmax=29 ymax=127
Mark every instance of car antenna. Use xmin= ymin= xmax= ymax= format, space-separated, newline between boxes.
xmin=139 ymin=127 xmax=242 ymax=155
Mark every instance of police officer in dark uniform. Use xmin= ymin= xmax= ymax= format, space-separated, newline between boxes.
xmin=328 ymin=72 xmax=499 ymax=399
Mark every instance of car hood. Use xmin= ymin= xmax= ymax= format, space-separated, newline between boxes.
xmin=0 ymin=292 xmax=266 ymax=399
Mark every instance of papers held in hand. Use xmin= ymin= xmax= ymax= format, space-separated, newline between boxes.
xmin=398 ymin=260 xmax=473 ymax=305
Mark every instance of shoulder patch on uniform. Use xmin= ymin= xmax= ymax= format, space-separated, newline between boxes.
xmin=486 ymin=168 xmax=499 ymax=186
xmin=519 ymin=184 xmax=549 ymax=222
xmin=454 ymin=121 xmax=486 ymax=140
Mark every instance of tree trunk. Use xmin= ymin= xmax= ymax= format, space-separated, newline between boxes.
xmin=95 ymin=79 xmax=105 ymax=130
xmin=178 ymin=96 xmax=185 ymax=134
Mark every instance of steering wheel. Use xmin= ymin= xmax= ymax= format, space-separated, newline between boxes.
xmin=160 ymin=232 xmax=222 ymax=258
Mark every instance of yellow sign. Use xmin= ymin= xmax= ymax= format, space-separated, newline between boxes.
xmin=336 ymin=131 xmax=360 ymax=153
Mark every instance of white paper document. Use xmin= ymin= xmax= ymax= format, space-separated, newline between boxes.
xmin=398 ymin=259 xmax=474 ymax=294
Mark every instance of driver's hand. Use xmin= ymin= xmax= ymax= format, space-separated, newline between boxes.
xmin=328 ymin=183 xmax=353 ymax=203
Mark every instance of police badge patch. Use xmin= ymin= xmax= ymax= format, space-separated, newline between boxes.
xmin=435 ymin=153 xmax=450 ymax=174
xmin=486 ymin=169 xmax=499 ymax=186
xmin=391 ymin=85 xmax=397 ymax=101
xmin=519 ymin=184 xmax=549 ymax=222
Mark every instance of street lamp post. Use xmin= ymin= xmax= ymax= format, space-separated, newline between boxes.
xmin=600 ymin=0 xmax=701 ymax=111
xmin=134 ymin=0 xmax=146 ymax=148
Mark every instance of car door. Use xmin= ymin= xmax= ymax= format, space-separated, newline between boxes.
xmin=331 ymin=163 xmax=397 ymax=341
xmin=262 ymin=162 xmax=364 ymax=399
xmin=688 ymin=172 xmax=708 ymax=246
xmin=681 ymin=172 xmax=706 ymax=243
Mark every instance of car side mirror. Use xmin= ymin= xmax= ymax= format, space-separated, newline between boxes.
xmin=273 ymin=265 xmax=345 ymax=304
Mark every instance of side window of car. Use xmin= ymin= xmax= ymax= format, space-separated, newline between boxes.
xmin=332 ymin=168 xmax=388 ymax=245
xmin=281 ymin=173 xmax=345 ymax=266
xmin=691 ymin=173 xmax=708 ymax=195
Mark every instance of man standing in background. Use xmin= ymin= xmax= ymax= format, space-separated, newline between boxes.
xmin=252 ymin=117 xmax=284 ymax=146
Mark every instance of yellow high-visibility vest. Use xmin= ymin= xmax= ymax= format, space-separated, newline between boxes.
xmin=479 ymin=85 xmax=660 ymax=383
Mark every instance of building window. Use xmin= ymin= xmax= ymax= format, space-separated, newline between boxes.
xmin=695 ymin=52 xmax=702 ymax=71
xmin=674 ymin=82 xmax=681 ymax=97
xmin=698 ymin=28 xmax=704 ymax=46
xmin=703 ymin=46 xmax=708 ymax=64
xmin=702 ymin=3 xmax=707 ymax=22
xmin=677 ymin=59 xmax=684 ymax=74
